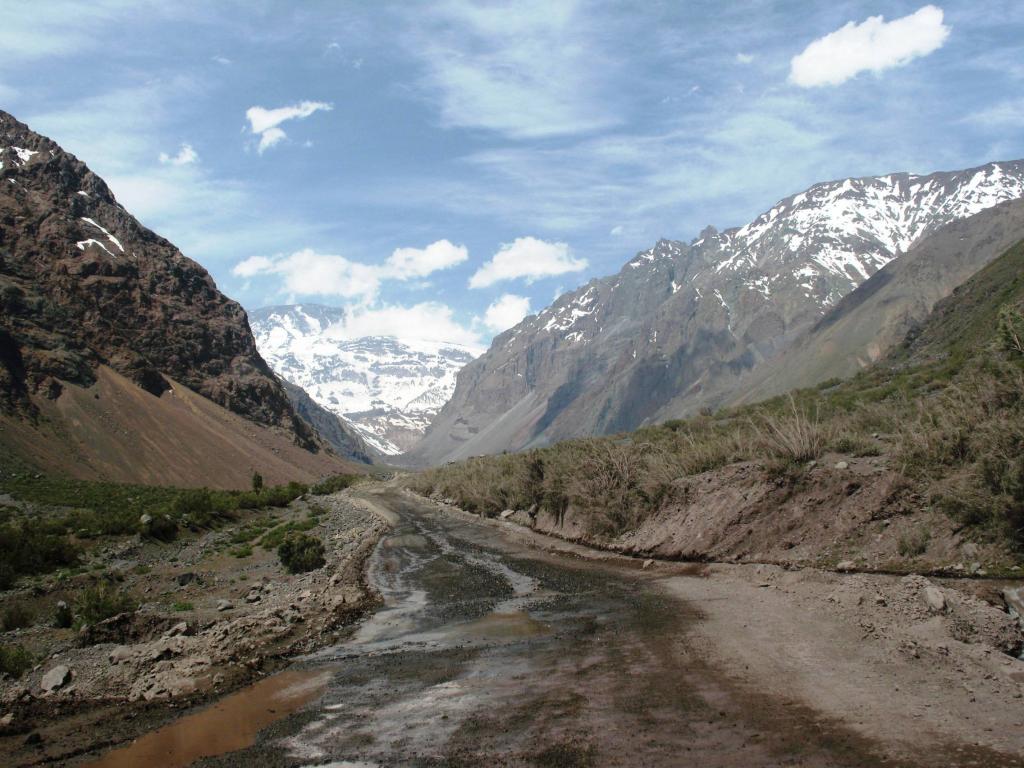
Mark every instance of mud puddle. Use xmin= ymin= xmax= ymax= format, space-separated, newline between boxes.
xmin=81 ymin=667 xmax=333 ymax=768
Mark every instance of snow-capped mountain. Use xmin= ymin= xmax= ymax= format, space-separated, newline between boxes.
xmin=411 ymin=160 xmax=1024 ymax=464
xmin=249 ymin=305 xmax=479 ymax=455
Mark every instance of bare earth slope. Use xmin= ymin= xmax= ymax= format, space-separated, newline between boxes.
xmin=0 ymin=366 xmax=361 ymax=488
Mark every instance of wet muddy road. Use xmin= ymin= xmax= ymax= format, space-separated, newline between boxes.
xmin=100 ymin=487 xmax=938 ymax=767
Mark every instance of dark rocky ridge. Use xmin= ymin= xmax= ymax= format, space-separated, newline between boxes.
xmin=0 ymin=111 xmax=324 ymax=451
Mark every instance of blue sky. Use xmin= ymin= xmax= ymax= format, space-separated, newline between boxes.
xmin=2 ymin=1 xmax=1022 ymax=348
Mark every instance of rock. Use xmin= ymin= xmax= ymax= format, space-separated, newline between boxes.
xmin=836 ymin=560 xmax=856 ymax=571
xmin=24 ymin=732 xmax=42 ymax=746
xmin=245 ymin=590 xmax=262 ymax=604
xmin=1004 ymin=586 xmax=1024 ymax=622
xmin=164 ymin=621 xmax=190 ymax=638
xmin=40 ymin=665 xmax=72 ymax=692
xmin=834 ymin=461 xmax=849 ymax=470
xmin=961 ymin=542 xmax=979 ymax=558
xmin=873 ymin=593 xmax=887 ymax=606
xmin=216 ymin=600 xmax=233 ymax=612
xmin=108 ymin=645 xmax=133 ymax=665
xmin=140 ymin=513 xmax=153 ymax=526
xmin=176 ymin=572 xmax=196 ymax=587
xmin=969 ymin=562 xmax=982 ymax=575
xmin=499 ymin=509 xmax=516 ymax=519
xmin=0 ymin=712 xmax=13 ymax=727
xmin=641 ymin=559 xmax=655 ymax=570
xmin=923 ymin=586 xmax=947 ymax=614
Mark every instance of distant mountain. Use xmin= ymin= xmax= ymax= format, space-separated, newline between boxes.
xmin=411 ymin=160 xmax=1024 ymax=465
xmin=0 ymin=110 xmax=366 ymax=485
xmin=249 ymin=305 xmax=479 ymax=455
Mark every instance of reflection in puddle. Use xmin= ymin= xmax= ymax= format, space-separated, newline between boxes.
xmin=82 ymin=668 xmax=333 ymax=768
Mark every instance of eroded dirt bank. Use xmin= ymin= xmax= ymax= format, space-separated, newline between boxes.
xmin=71 ymin=484 xmax=1024 ymax=767
xmin=0 ymin=490 xmax=388 ymax=767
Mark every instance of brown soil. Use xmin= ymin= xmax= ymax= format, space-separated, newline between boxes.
xmin=0 ymin=366 xmax=364 ymax=489
xmin=512 ymin=454 xmax=1021 ymax=575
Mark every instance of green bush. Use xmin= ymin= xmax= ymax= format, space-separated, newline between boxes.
xmin=310 ymin=474 xmax=359 ymax=495
xmin=171 ymin=601 xmax=193 ymax=612
xmin=277 ymin=532 xmax=325 ymax=574
xmin=0 ymin=518 xmax=80 ymax=589
xmin=75 ymin=583 xmax=137 ymax=626
xmin=0 ymin=644 xmax=33 ymax=678
xmin=251 ymin=471 xmax=264 ymax=492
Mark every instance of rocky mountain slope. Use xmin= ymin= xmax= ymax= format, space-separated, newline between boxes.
xmin=0 ymin=110 xmax=368 ymax=483
xmin=411 ymin=160 xmax=1024 ymax=465
xmin=250 ymin=305 xmax=478 ymax=455
xmin=731 ymin=198 xmax=1024 ymax=405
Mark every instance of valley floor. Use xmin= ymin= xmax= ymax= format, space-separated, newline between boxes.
xmin=44 ymin=483 xmax=1024 ymax=767
xmin=0 ymin=490 xmax=387 ymax=767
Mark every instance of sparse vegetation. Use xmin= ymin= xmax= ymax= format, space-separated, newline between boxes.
xmin=74 ymin=583 xmax=137 ymax=626
xmin=0 ymin=465 xmax=322 ymax=588
xmin=412 ymin=243 xmax=1024 ymax=551
xmin=277 ymin=532 xmax=326 ymax=574
xmin=171 ymin=601 xmax=194 ymax=612
xmin=310 ymin=473 xmax=360 ymax=495
xmin=2 ymin=603 xmax=34 ymax=631
xmin=0 ymin=644 xmax=33 ymax=678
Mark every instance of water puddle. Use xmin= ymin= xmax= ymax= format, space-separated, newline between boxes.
xmin=82 ymin=667 xmax=334 ymax=768
xmin=443 ymin=610 xmax=550 ymax=641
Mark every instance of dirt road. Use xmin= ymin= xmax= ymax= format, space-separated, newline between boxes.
xmin=87 ymin=485 xmax=1024 ymax=767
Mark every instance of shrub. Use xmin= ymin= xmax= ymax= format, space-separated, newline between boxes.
xmin=897 ymin=528 xmax=931 ymax=558
xmin=310 ymin=474 xmax=359 ymax=495
xmin=0 ymin=644 xmax=33 ymax=678
xmin=2 ymin=603 xmax=34 ymax=631
xmin=753 ymin=396 xmax=832 ymax=464
xmin=142 ymin=512 xmax=178 ymax=542
xmin=0 ymin=518 xmax=80 ymax=589
xmin=171 ymin=601 xmax=193 ymax=612
xmin=251 ymin=471 xmax=264 ymax=492
xmin=277 ymin=533 xmax=325 ymax=574
xmin=75 ymin=583 xmax=137 ymax=626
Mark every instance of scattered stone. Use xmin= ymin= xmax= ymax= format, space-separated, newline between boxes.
xmin=969 ymin=562 xmax=982 ymax=575
xmin=836 ymin=560 xmax=856 ymax=572
xmin=24 ymin=732 xmax=42 ymax=746
xmin=499 ymin=509 xmax=516 ymax=519
xmin=40 ymin=665 xmax=72 ymax=692
xmin=0 ymin=712 xmax=13 ymax=727
xmin=642 ymin=559 xmax=655 ymax=570
xmin=216 ymin=600 xmax=233 ymax=612
xmin=164 ymin=621 xmax=190 ymax=638
xmin=176 ymin=572 xmax=196 ymax=587
xmin=108 ymin=646 xmax=133 ymax=665
xmin=139 ymin=513 xmax=152 ymax=526
xmin=873 ymin=594 xmax=887 ymax=606
xmin=1004 ymin=587 xmax=1024 ymax=622
xmin=923 ymin=586 xmax=947 ymax=614
xmin=245 ymin=589 xmax=262 ymax=604
xmin=834 ymin=461 xmax=849 ymax=470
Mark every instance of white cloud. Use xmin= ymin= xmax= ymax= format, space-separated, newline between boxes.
xmin=231 ymin=248 xmax=381 ymax=302
xmin=384 ymin=239 xmax=468 ymax=279
xmin=469 ymin=237 xmax=586 ymax=289
xmin=329 ymin=302 xmax=484 ymax=349
xmin=610 ymin=225 xmax=624 ymax=236
xmin=789 ymin=5 xmax=950 ymax=88
xmin=212 ymin=55 xmax=232 ymax=65
xmin=245 ymin=101 xmax=333 ymax=153
xmin=232 ymin=239 xmax=470 ymax=302
xmin=483 ymin=294 xmax=531 ymax=333
xmin=736 ymin=52 xmax=754 ymax=64
xmin=158 ymin=143 xmax=198 ymax=166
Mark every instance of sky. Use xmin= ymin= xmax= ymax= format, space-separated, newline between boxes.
xmin=2 ymin=1 xmax=1022 ymax=350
